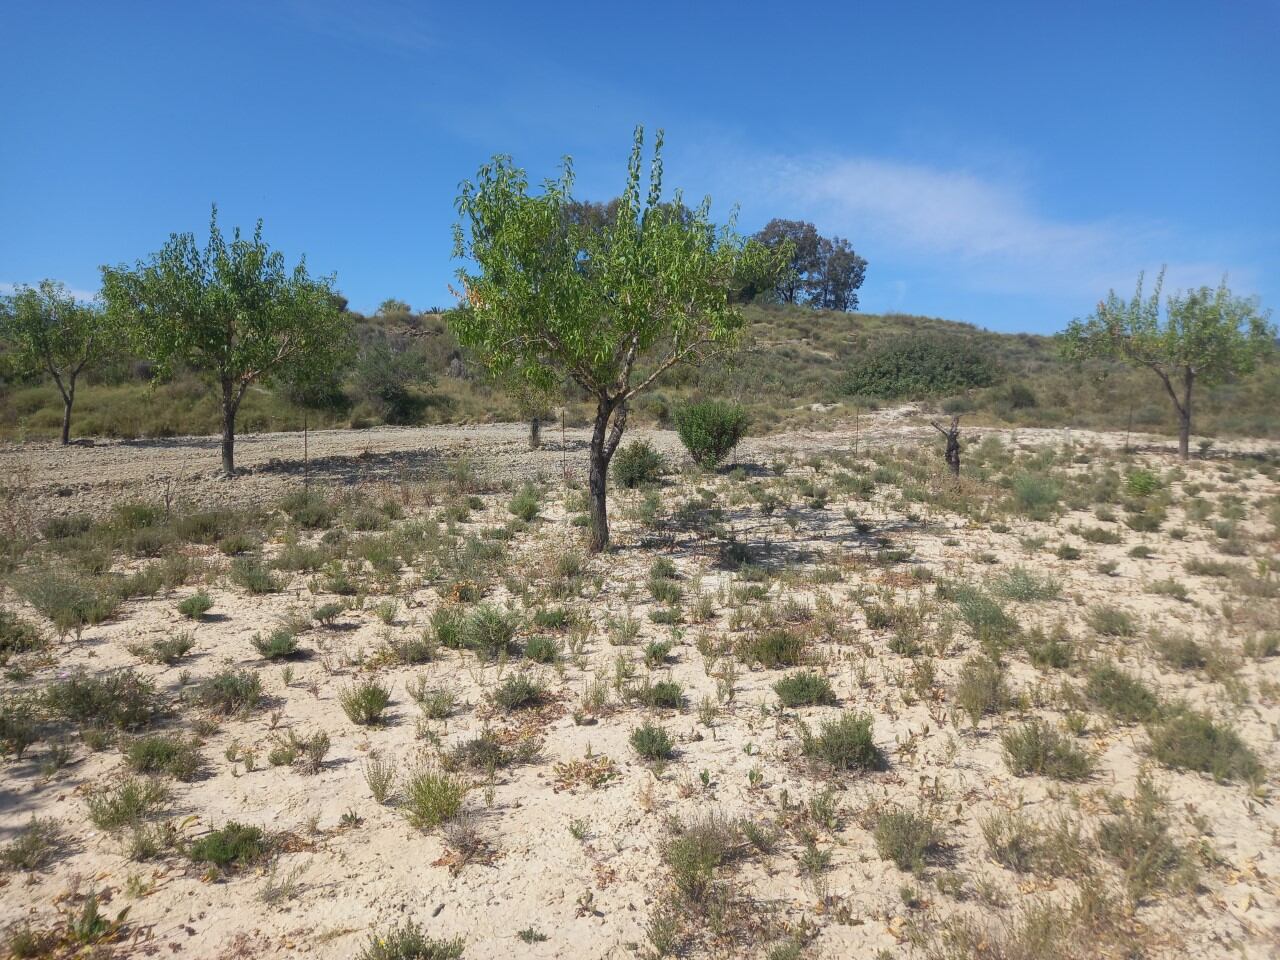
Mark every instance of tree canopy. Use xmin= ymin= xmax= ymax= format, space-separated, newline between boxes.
xmin=451 ymin=125 xmax=784 ymax=549
xmin=0 ymin=279 xmax=116 ymax=444
xmin=1061 ymin=270 xmax=1274 ymax=458
xmin=101 ymin=206 xmax=353 ymax=474
xmin=752 ymin=219 xmax=867 ymax=310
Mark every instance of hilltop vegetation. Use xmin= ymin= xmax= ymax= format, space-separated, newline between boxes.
xmin=2 ymin=302 xmax=1277 ymax=444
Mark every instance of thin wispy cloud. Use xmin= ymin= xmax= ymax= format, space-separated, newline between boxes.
xmin=277 ymin=0 xmax=435 ymax=54
xmin=736 ymin=152 xmax=1255 ymax=313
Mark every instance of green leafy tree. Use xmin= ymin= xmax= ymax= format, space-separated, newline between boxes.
xmin=451 ymin=125 xmax=784 ymax=551
xmin=754 ymin=219 xmax=820 ymax=303
xmin=1062 ymin=270 xmax=1274 ymax=459
xmin=101 ymin=207 xmax=353 ymax=474
xmin=0 ymin=280 xmax=116 ymax=444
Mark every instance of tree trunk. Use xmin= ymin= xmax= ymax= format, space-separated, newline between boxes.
xmin=60 ymin=393 xmax=73 ymax=445
xmin=588 ymin=405 xmax=611 ymax=553
xmin=587 ymin=398 xmax=629 ymax=553
xmin=1178 ymin=371 xmax=1193 ymax=461
xmin=221 ymin=383 xmax=238 ymax=476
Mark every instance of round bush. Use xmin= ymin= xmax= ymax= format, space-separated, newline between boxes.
xmin=674 ymin=401 xmax=749 ymax=470
xmin=612 ymin=440 xmax=665 ymax=488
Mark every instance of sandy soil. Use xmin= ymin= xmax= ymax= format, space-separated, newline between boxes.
xmin=1 ymin=412 xmax=1278 ymax=959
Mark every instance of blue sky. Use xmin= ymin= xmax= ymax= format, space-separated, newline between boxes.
xmin=2 ymin=0 xmax=1276 ymax=332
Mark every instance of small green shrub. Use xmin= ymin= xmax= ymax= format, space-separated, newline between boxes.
xmin=1086 ymin=605 xmax=1136 ymax=637
xmin=340 ymin=680 xmax=392 ymax=725
xmin=662 ymin=813 xmax=743 ymax=904
xmin=127 ymin=632 xmax=195 ymax=665
xmin=1097 ymin=776 xmax=1195 ymax=901
xmin=357 ymin=921 xmax=464 ymax=960
xmin=873 ymin=808 xmax=939 ymax=873
xmin=674 ymin=400 xmax=750 ymax=469
xmin=0 ymin=609 xmax=45 ymax=662
xmin=612 ymin=440 xmax=665 ymax=488
xmin=1001 ymin=721 xmax=1093 ymax=780
xmin=176 ymin=591 xmax=214 ymax=619
xmin=44 ymin=669 xmax=160 ymax=731
xmin=188 ymin=822 xmax=266 ymax=868
xmin=1085 ymin=663 xmax=1160 ymax=723
xmin=0 ymin=818 xmax=64 ymax=871
xmin=639 ymin=679 xmax=684 ymax=709
xmin=1010 ymin=473 xmax=1061 ymax=519
xmin=948 ymin=585 xmax=1019 ymax=646
xmin=523 ymin=634 xmax=560 ymax=664
xmin=252 ymin=628 xmax=301 ymax=660
xmin=229 ymin=557 xmax=283 ymax=594
xmin=18 ymin=572 xmax=120 ymax=638
xmin=802 ymin=712 xmax=884 ymax=771
xmin=954 ymin=655 xmax=1010 ymax=726
xmin=1124 ymin=469 xmax=1161 ymax=497
xmin=773 ymin=671 xmax=836 ymax=707
xmin=403 ymin=767 xmax=467 ymax=830
xmin=490 ymin=673 xmax=545 ymax=711
xmin=507 ymin=484 xmax=540 ymax=522
xmin=630 ymin=721 xmax=674 ymax=760
xmin=191 ymin=669 xmax=262 ymax=716
xmin=841 ymin=333 xmax=999 ymax=399
xmin=1147 ymin=707 xmax=1262 ymax=782
xmin=86 ymin=777 xmax=170 ymax=832
xmin=737 ymin=627 xmax=806 ymax=667
xmin=281 ymin=492 xmax=335 ymax=530
xmin=993 ymin=567 xmax=1060 ymax=602
xmin=124 ymin=734 xmax=203 ymax=781
xmin=460 ymin=604 xmax=519 ymax=659
xmin=269 ymin=728 xmax=330 ymax=774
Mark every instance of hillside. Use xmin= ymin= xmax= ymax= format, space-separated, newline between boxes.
xmin=1 ymin=304 xmax=1276 ymax=444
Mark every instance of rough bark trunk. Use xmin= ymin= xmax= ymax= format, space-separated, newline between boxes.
xmin=221 ymin=382 xmax=238 ymax=476
xmin=1177 ymin=370 xmax=1194 ymax=460
xmin=588 ymin=406 xmax=610 ymax=553
xmin=587 ymin=398 xmax=628 ymax=553
xmin=60 ymin=393 xmax=73 ymax=445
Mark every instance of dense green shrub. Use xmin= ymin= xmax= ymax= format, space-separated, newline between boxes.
xmin=873 ymin=808 xmax=940 ymax=873
xmin=191 ymin=669 xmax=262 ymax=716
xmin=44 ymin=669 xmax=160 ymax=730
xmin=612 ymin=440 xmax=665 ymax=488
xmin=1147 ymin=707 xmax=1261 ymax=782
xmin=176 ymin=591 xmax=214 ymax=619
xmin=124 ymin=734 xmax=203 ymax=780
xmin=630 ymin=721 xmax=675 ymax=760
xmin=774 ymin=671 xmax=836 ymax=707
xmin=841 ymin=333 xmax=999 ymax=399
xmin=252 ymin=629 xmax=301 ymax=660
xmin=674 ymin=400 xmax=749 ymax=469
xmin=1001 ymin=721 xmax=1094 ymax=780
xmin=188 ymin=822 xmax=266 ymax=867
xmin=802 ymin=712 xmax=884 ymax=771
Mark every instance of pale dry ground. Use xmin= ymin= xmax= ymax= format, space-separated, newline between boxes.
xmin=6 ymin=406 xmax=1272 ymax=521
xmin=1 ymin=412 xmax=1278 ymax=959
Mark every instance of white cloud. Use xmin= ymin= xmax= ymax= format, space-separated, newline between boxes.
xmin=280 ymin=0 xmax=435 ymax=54
xmin=739 ymin=153 xmax=1253 ymax=307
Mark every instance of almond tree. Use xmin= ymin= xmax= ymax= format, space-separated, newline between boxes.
xmin=102 ymin=207 xmax=353 ymax=474
xmin=1062 ymin=270 xmax=1274 ymax=459
xmin=1 ymin=280 xmax=115 ymax=444
xmin=451 ymin=126 xmax=783 ymax=551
